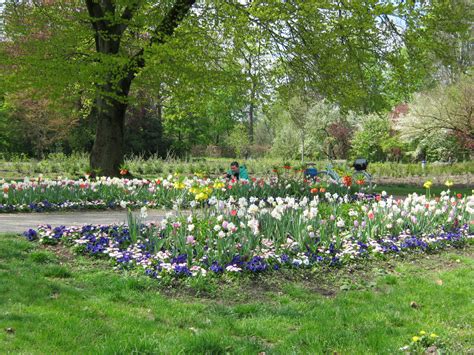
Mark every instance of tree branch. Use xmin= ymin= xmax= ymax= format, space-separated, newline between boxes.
xmin=128 ymin=0 xmax=196 ymax=73
xmin=85 ymin=0 xmax=105 ymax=32
xmin=150 ymin=0 xmax=196 ymax=46
xmin=119 ymin=1 xmax=141 ymax=33
xmin=118 ymin=0 xmax=195 ymax=96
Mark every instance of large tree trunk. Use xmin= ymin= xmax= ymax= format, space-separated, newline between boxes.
xmin=89 ymin=94 xmax=128 ymax=177
xmin=85 ymin=0 xmax=196 ymax=176
xmin=89 ymin=69 xmax=133 ymax=177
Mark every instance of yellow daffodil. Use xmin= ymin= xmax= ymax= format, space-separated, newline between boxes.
xmin=444 ymin=179 xmax=454 ymax=187
xmin=195 ymin=192 xmax=208 ymax=201
xmin=423 ymin=180 xmax=433 ymax=189
xmin=173 ymin=182 xmax=185 ymax=190
xmin=412 ymin=336 xmax=420 ymax=342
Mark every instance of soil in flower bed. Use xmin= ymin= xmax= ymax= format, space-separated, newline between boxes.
xmin=1 ymin=233 xmax=473 ymax=354
xmin=111 ymin=246 xmax=474 ymax=303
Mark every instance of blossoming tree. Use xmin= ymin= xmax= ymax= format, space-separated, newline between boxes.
xmin=1 ymin=0 xmax=470 ymax=174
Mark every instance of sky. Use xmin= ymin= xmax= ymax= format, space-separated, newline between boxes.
xmin=0 ymin=0 xmax=9 ymax=41
xmin=0 ymin=0 xmax=4 ymax=38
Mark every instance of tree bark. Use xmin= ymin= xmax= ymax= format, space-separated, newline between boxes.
xmin=301 ymin=131 xmax=305 ymax=163
xmin=89 ymin=93 xmax=129 ymax=176
xmin=248 ymin=100 xmax=254 ymax=143
xmin=248 ymin=75 xmax=256 ymax=144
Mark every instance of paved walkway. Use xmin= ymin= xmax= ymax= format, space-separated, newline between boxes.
xmin=0 ymin=210 xmax=172 ymax=234
xmin=0 ymin=195 xmax=411 ymax=234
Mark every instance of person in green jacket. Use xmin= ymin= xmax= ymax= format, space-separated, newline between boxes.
xmin=225 ymin=161 xmax=249 ymax=181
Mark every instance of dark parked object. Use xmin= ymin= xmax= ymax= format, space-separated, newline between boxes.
xmin=304 ymin=167 xmax=318 ymax=178
xmin=353 ymin=159 xmax=368 ymax=171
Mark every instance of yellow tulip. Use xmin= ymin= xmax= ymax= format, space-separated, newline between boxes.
xmin=430 ymin=333 xmax=438 ymax=338
xmin=213 ymin=182 xmax=225 ymax=189
xmin=423 ymin=180 xmax=433 ymax=189
xmin=412 ymin=336 xmax=420 ymax=342
xmin=419 ymin=330 xmax=426 ymax=335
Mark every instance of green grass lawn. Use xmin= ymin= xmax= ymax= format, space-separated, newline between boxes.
xmin=374 ymin=184 xmax=472 ymax=197
xmin=1 ymin=234 xmax=473 ymax=354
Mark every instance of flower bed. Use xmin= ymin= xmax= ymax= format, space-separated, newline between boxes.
xmin=24 ymin=192 xmax=473 ymax=279
xmin=2 ymin=175 xmax=372 ymax=213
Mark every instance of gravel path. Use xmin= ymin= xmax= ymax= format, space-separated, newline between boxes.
xmin=0 ymin=210 xmax=172 ymax=234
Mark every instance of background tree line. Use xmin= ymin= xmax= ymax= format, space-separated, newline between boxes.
xmin=0 ymin=0 xmax=472 ymax=167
